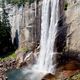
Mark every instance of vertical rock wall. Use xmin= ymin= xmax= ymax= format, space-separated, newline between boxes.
xmin=65 ymin=0 xmax=80 ymax=52
xmin=6 ymin=1 xmax=42 ymax=50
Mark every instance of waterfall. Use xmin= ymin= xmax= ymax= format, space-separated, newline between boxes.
xmin=34 ymin=0 xmax=59 ymax=73
xmin=6 ymin=5 xmax=23 ymax=45
xmin=6 ymin=0 xmax=60 ymax=80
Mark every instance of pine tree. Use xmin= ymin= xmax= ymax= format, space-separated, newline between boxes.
xmin=0 ymin=0 xmax=12 ymax=54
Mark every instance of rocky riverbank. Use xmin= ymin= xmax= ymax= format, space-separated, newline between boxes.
xmin=0 ymin=49 xmax=36 ymax=80
xmin=0 ymin=52 xmax=80 ymax=80
xmin=0 ymin=59 xmax=17 ymax=80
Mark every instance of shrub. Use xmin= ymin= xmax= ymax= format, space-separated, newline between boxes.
xmin=64 ymin=2 xmax=68 ymax=10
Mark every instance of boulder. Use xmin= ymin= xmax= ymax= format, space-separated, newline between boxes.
xmin=42 ymin=73 xmax=56 ymax=80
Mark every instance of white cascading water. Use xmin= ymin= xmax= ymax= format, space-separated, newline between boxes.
xmin=6 ymin=5 xmax=23 ymax=43
xmin=34 ymin=0 xmax=59 ymax=73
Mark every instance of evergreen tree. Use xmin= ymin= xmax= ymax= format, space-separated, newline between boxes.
xmin=6 ymin=0 xmax=35 ymax=6
xmin=0 ymin=0 xmax=13 ymax=54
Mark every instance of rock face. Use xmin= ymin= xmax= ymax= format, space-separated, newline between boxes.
xmin=19 ymin=1 xmax=41 ymax=49
xmin=65 ymin=0 xmax=80 ymax=52
xmin=1 ymin=0 xmax=80 ymax=52
xmin=5 ymin=1 xmax=42 ymax=49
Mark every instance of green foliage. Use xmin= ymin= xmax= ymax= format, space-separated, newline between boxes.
xmin=64 ymin=2 xmax=68 ymax=10
xmin=0 ymin=21 xmax=10 ymax=41
xmin=0 ymin=52 xmax=16 ymax=61
xmin=6 ymin=0 xmax=35 ymax=6
xmin=21 ymin=47 xmax=30 ymax=52
xmin=66 ymin=72 xmax=80 ymax=80
xmin=0 ymin=0 xmax=13 ymax=54
xmin=9 ymin=0 xmax=26 ymax=6
xmin=28 ymin=0 xmax=35 ymax=5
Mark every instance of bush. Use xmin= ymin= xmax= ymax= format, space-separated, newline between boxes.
xmin=6 ymin=0 xmax=35 ymax=6
xmin=64 ymin=2 xmax=68 ymax=10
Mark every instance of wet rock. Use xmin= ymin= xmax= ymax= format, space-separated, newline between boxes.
xmin=57 ymin=59 xmax=80 ymax=79
xmin=0 ymin=59 xmax=17 ymax=80
xmin=42 ymin=73 xmax=56 ymax=80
